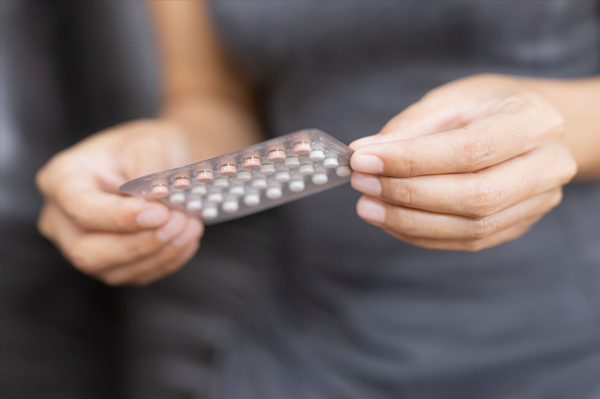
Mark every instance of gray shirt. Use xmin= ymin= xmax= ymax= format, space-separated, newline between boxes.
xmin=208 ymin=1 xmax=600 ymax=398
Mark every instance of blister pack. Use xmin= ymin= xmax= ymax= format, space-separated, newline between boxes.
xmin=120 ymin=129 xmax=354 ymax=225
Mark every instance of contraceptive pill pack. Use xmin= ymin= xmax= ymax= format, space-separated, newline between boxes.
xmin=120 ymin=129 xmax=354 ymax=224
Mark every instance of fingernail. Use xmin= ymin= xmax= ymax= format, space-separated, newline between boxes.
xmin=351 ymin=154 xmax=384 ymax=174
xmin=357 ymin=197 xmax=385 ymax=224
xmin=351 ymin=173 xmax=381 ymax=196
xmin=136 ymin=206 xmax=169 ymax=228
xmin=156 ymin=212 xmax=186 ymax=242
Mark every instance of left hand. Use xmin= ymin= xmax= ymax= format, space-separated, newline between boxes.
xmin=350 ymin=74 xmax=577 ymax=251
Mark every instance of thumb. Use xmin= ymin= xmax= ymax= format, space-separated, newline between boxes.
xmin=350 ymin=89 xmax=472 ymax=150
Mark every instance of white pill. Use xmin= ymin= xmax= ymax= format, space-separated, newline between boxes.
xmin=289 ymin=180 xmax=305 ymax=192
xmin=309 ymin=149 xmax=325 ymax=161
xmin=299 ymin=164 xmax=314 ymax=175
xmin=275 ymin=171 xmax=291 ymax=182
xmin=229 ymin=184 xmax=245 ymax=197
xmin=312 ymin=172 xmax=328 ymax=185
xmin=223 ymin=199 xmax=239 ymax=213
xmin=169 ymin=192 xmax=186 ymax=204
xmin=260 ymin=163 xmax=276 ymax=175
xmin=186 ymin=198 xmax=203 ymax=211
xmin=191 ymin=184 xmax=207 ymax=195
xmin=252 ymin=178 xmax=267 ymax=189
xmin=284 ymin=156 xmax=300 ymax=168
xmin=323 ymin=157 xmax=339 ymax=168
xmin=202 ymin=206 xmax=218 ymax=220
xmin=237 ymin=170 xmax=252 ymax=181
xmin=213 ymin=177 xmax=229 ymax=189
xmin=207 ymin=191 xmax=224 ymax=203
xmin=244 ymin=193 xmax=260 ymax=207
xmin=336 ymin=165 xmax=351 ymax=177
xmin=266 ymin=187 xmax=282 ymax=199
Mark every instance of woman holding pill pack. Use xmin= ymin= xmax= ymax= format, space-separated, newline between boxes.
xmin=31 ymin=1 xmax=600 ymax=398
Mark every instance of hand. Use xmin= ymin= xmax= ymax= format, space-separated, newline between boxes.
xmin=36 ymin=120 xmax=204 ymax=285
xmin=350 ymin=74 xmax=577 ymax=251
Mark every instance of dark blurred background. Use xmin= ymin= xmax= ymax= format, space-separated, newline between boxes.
xmin=0 ymin=2 xmax=156 ymax=397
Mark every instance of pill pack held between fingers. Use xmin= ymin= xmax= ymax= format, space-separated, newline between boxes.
xmin=120 ymin=129 xmax=354 ymax=225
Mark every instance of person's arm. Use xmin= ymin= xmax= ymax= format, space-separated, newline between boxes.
xmin=149 ymin=0 xmax=263 ymax=160
xmin=522 ymin=76 xmax=600 ymax=180
xmin=36 ymin=1 xmax=259 ymax=285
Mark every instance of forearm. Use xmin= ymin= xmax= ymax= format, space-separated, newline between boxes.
xmin=161 ymin=94 xmax=263 ymax=162
xmin=148 ymin=0 xmax=263 ymax=162
xmin=521 ymin=76 xmax=600 ymax=180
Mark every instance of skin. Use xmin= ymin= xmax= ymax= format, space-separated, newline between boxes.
xmin=37 ymin=2 xmax=600 ymax=285
xmin=350 ymin=74 xmax=599 ymax=251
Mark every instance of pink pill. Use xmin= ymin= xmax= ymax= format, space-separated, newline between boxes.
xmin=196 ymin=170 xmax=213 ymax=183
xmin=172 ymin=177 xmax=190 ymax=190
xmin=151 ymin=185 xmax=169 ymax=198
xmin=219 ymin=164 xmax=237 ymax=176
xmin=293 ymin=141 xmax=312 ymax=155
xmin=243 ymin=157 xmax=261 ymax=169
xmin=268 ymin=149 xmax=286 ymax=163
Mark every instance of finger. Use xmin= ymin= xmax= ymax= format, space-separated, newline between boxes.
xmin=71 ymin=211 xmax=190 ymax=273
xmin=351 ymin=98 xmax=564 ymax=177
xmin=350 ymin=90 xmax=471 ymax=149
xmin=94 ymin=240 xmax=199 ymax=287
xmin=351 ymin=142 xmax=575 ymax=217
xmin=135 ymin=241 xmax=200 ymax=286
xmin=356 ymin=189 xmax=561 ymax=240
xmin=37 ymin=159 xmax=170 ymax=233
xmin=381 ymin=217 xmax=539 ymax=252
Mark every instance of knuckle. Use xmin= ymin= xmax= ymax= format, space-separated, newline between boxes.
xmin=470 ymin=215 xmax=499 ymax=239
xmin=387 ymin=180 xmax=414 ymax=206
xmin=390 ymin=143 xmax=418 ymax=177
xmin=468 ymin=177 xmax=503 ymax=217
xmin=390 ymin=209 xmax=419 ymax=237
xmin=67 ymin=242 xmax=98 ymax=273
xmin=101 ymin=274 xmax=127 ymax=287
xmin=457 ymin=129 xmax=496 ymax=171
xmin=464 ymin=239 xmax=486 ymax=252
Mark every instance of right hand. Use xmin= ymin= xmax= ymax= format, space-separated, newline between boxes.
xmin=36 ymin=120 xmax=204 ymax=286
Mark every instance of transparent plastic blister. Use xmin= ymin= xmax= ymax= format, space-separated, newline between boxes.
xmin=120 ymin=129 xmax=354 ymax=225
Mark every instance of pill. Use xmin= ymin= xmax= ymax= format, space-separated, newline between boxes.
xmin=196 ymin=170 xmax=213 ymax=183
xmin=312 ymin=172 xmax=328 ymax=185
xmin=309 ymin=149 xmax=325 ymax=161
xmin=244 ymin=193 xmax=260 ymax=207
xmin=336 ymin=165 xmax=351 ymax=177
xmin=219 ymin=164 xmax=237 ymax=176
xmin=243 ymin=157 xmax=261 ymax=169
xmin=299 ymin=164 xmax=314 ymax=175
xmin=275 ymin=171 xmax=291 ymax=182
xmin=323 ymin=157 xmax=339 ymax=168
xmin=169 ymin=192 xmax=186 ymax=204
xmin=260 ymin=163 xmax=276 ymax=175
xmin=186 ymin=198 xmax=203 ymax=211
xmin=289 ymin=179 xmax=305 ymax=192
xmin=293 ymin=141 xmax=312 ymax=155
xmin=213 ymin=177 xmax=229 ymax=189
xmin=191 ymin=183 xmax=207 ymax=195
xmin=284 ymin=156 xmax=300 ymax=168
xmin=223 ymin=199 xmax=239 ymax=213
xmin=202 ymin=206 xmax=218 ymax=220
xmin=173 ymin=177 xmax=190 ymax=190
xmin=229 ymin=184 xmax=245 ymax=197
xmin=207 ymin=190 xmax=224 ymax=203
xmin=151 ymin=185 xmax=169 ymax=198
xmin=237 ymin=170 xmax=252 ymax=181
xmin=252 ymin=178 xmax=267 ymax=189
xmin=266 ymin=186 xmax=282 ymax=200
xmin=268 ymin=149 xmax=286 ymax=163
